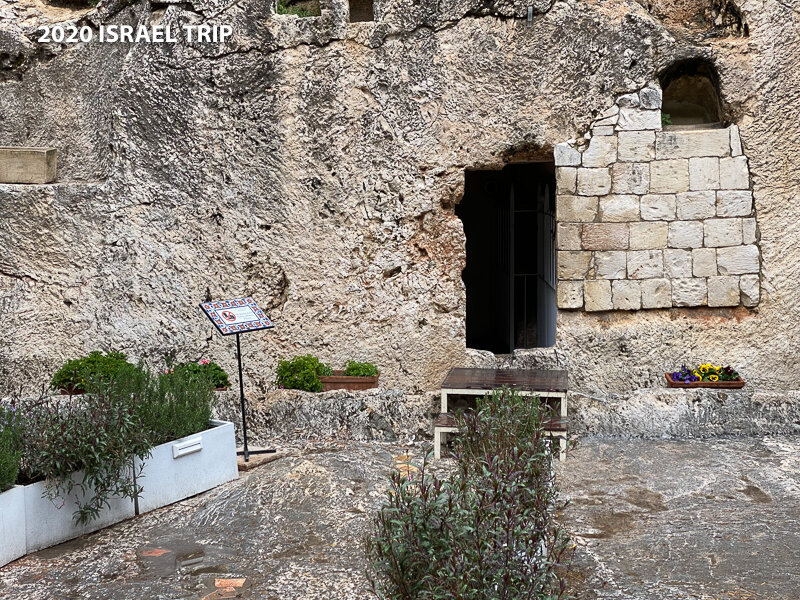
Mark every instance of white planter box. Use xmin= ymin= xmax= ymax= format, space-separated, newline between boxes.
xmin=17 ymin=420 xmax=237 ymax=555
xmin=0 ymin=486 xmax=26 ymax=567
xmin=24 ymin=473 xmax=136 ymax=553
xmin=134 ymin=420 xmax=238 ymax=513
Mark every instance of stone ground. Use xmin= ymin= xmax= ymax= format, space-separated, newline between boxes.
xmin=1 ymin=436 xmax=798 ymax=599
xmin=562 ymin=437 xmax=800 ymax=600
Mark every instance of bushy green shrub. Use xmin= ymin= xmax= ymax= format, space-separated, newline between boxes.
xmin=50 ymin=351 xmax=138 ymax=394
xmin=18 ymin=379 xmax=151 ymax=525
xmin=365 ymin=388 xmax=572 ymax=600
xmin=277 ymin=0 xmax=320 ymax=17
xmin=18 ymin=362 xmax=216 ymax=524
xmin=343 ymin=360 xmax=379 ymax=377
xmin=173 ymin=359 xmax=230 ymax=389
xmin=0 ymin=405 xmax=21 ymax=493
xmin=143 ymin=367 xmax=217 ymax=446
xmin=275 ymin=354 xmax=332 ymax=392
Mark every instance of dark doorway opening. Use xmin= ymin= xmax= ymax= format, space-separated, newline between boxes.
xmin=349 ymin=0 xmax=374 ymax=22
xmin=456 ymin=163 xmax=557 ymax=354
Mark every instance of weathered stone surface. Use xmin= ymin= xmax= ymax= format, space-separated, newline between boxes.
xmin=742 ymin=217 xmax=758 ymax=244
xmin=581 ymin=223 xmax=629 ymax=251
xmin=688 ymin=157 xmax=719 ymax=191
xmin=0 ymin=0 xmax=783 ymax=394
xmin=655 ymin=129 xmax=731 ymax=159
xmin=611 ymin=162 xmax=649 ymax=194
xmin=599 ymin=194 xmax=639 ymax=222
xmin=557 ymin=195 xmax=598 ymax=222
xmin=649 ymin=160 xmax=689 ymax=193
xmin=676 ymin=190 xmax=715 ymax=220
xmin=617 ymin=130 xmax=655 ymax=162
xmin=719 ymin=156 xmax=749 ymax=189
xmin=584 ymin=279 xmax=612 ymax=311
xmin=638 ymin=86 xmax=662 ymax=110
xmin=577 ymin=168 xmax=612 ymax=196
xmin=611 ymin=279 xmax=641 ymax=310
xmin=554 ymin=143 xmax=581 ymax=167
xmin=640 ymin=194 xmax=676 ymax=221
xmin=556 ymin=222 xmax=582 ymax=250
xmin=692 ymin=247 xmax=717 ymax=277
xmin=704 ymin=218 xmax=743 ymax=247
xmin=716 ymin=190 xmax=753 ymax=217
xmin=593 ymin=250 xmax=627 ymax=279
xmin=557 ymin=251 xmax=591 ymax=279
xmin=629 ymin=221 xmax=668 ymax=250
xmin=716 ymin=245 xmax=760 ymax=275
xmin=557 ymin=280 xmax=584 ymax=309
xmin=592 ymin=125 xmax=615 ymax=136
xmin=664 ymin=248 xmax=692 ymax=278
xmin=672 ymin=277 xmax=707 ymax=306
xmin=582 ymin=136 xmax=617 ymax=167
xmin=707 ymin=275 xmax=740 ymax=307
xmin=557 ymin=167 xmax=578 ymax=194
xmin=617 ymin=107 xmax=661 ymax=131
xmin=640 ymin=277 xmax=671 ymax=308
xmin=616 ymin=93 xmax=640 ymax=108
xmin=627 ymin=250 xmax=663 ymax=279
xmin=730 ymin=125 xmax=743 ymax=157
xmin=668 ymin=221 xmax=703 ymax=248
xmin=562 ymin=437 xmax=800 ymax=599
xmin=740 ymin=274 xmax=760 ymax=306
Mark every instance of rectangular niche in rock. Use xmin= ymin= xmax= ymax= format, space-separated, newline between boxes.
xmin=0 ymin=147 xmax=57 ymax=184
xmin=349 ymin=0 xmax=374 ymax=22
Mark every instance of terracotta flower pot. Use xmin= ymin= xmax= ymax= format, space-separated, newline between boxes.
xmin=320 ymin=370 xmax=380 ymax=392
xmin=665 ymin=373 xmax=745 ymax=389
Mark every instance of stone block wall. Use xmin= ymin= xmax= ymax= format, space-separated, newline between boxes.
xmin=554 ymin=86 xmax=760 ymax=312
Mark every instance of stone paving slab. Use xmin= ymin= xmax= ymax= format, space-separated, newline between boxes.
xmin=0 ymin=441 xmax=415 ymax=600
xmin=559 ymin=436 xmax=800 ymax=600
xmin=2 ymin=437 xmax=798 ymax=599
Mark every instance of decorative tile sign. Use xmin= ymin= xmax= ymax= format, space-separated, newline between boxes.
xmin=200 ymin=297 xmax=274 ymax=335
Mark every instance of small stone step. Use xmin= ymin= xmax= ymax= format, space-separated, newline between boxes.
xmin=0 ymin=147 xmax=57 ymax=184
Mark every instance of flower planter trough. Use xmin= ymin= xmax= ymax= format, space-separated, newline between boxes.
xmin=320 ymin=370 xmax=380 ymax=392
xmin=664 ymin=373 xmax=746 ymax=389
xmin=134 ymin=419 xmax=238 ymax=513
xmin=24 ymin=473 xmax=137 ymax=553
xmin=0 ymin=486 xmax=26 ymax=567
xmin=1 ymin=420 xmax=238 ymax=564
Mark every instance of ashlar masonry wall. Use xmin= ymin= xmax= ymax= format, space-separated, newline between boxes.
xmin=554 ymin=85 xmax=759 ymax=312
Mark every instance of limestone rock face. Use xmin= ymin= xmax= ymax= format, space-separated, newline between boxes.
xmin=0 ymin=0 xmax=799 ymax=400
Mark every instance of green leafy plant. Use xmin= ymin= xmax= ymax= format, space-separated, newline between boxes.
xmin=17 ymin=378 xmax=151 ymax=525
xmin=365 ymin=388 xmax=572 ymax=599
xmin=275 ymin=354 xmax=332 ymax=392
xmin=143 ymin=366 xmax=217 ymax=446
xmin=0 ymin=404 xmax=21 ymax=493
xmin=276 ymin=0 xmax=320 ymax=17
xmin=661 ymin=112 xmax=673 ymax=126
xmin=172 ymin=359 xmax=231 ymax=390
xmin=50 ymin=351 xmax=138 ymax=394
xmin=18 ymin=363 xmax=216 ymax=524
xmin=343 ymin=360 xmax=379 ymax=377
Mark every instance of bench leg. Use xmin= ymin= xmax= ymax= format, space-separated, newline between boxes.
xmin=559 ymin=435 xmax=567 ymax=462
xmin=434 ymin=428 xmax=443 ymax=460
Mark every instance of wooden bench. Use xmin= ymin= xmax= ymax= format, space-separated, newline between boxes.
xmin=434 ymin=367 xmax=568 ymax=461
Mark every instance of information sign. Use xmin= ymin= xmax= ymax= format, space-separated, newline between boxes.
xmin=199 ymin=297 xmax=273 ymax=336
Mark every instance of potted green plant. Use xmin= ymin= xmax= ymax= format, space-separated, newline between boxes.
xmin=275 ymin=355 xmax=333 ymax=392
xmin=171 ymin=359 xmax=231 ymax=391
xmin=320 ymin=360 xmax=380 ymax=392
xmin=50 ymin=351 xmax=137 ymax=395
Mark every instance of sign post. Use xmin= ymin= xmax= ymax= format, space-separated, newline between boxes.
xmin=199 ymin=297 xmax=275 ymax=462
